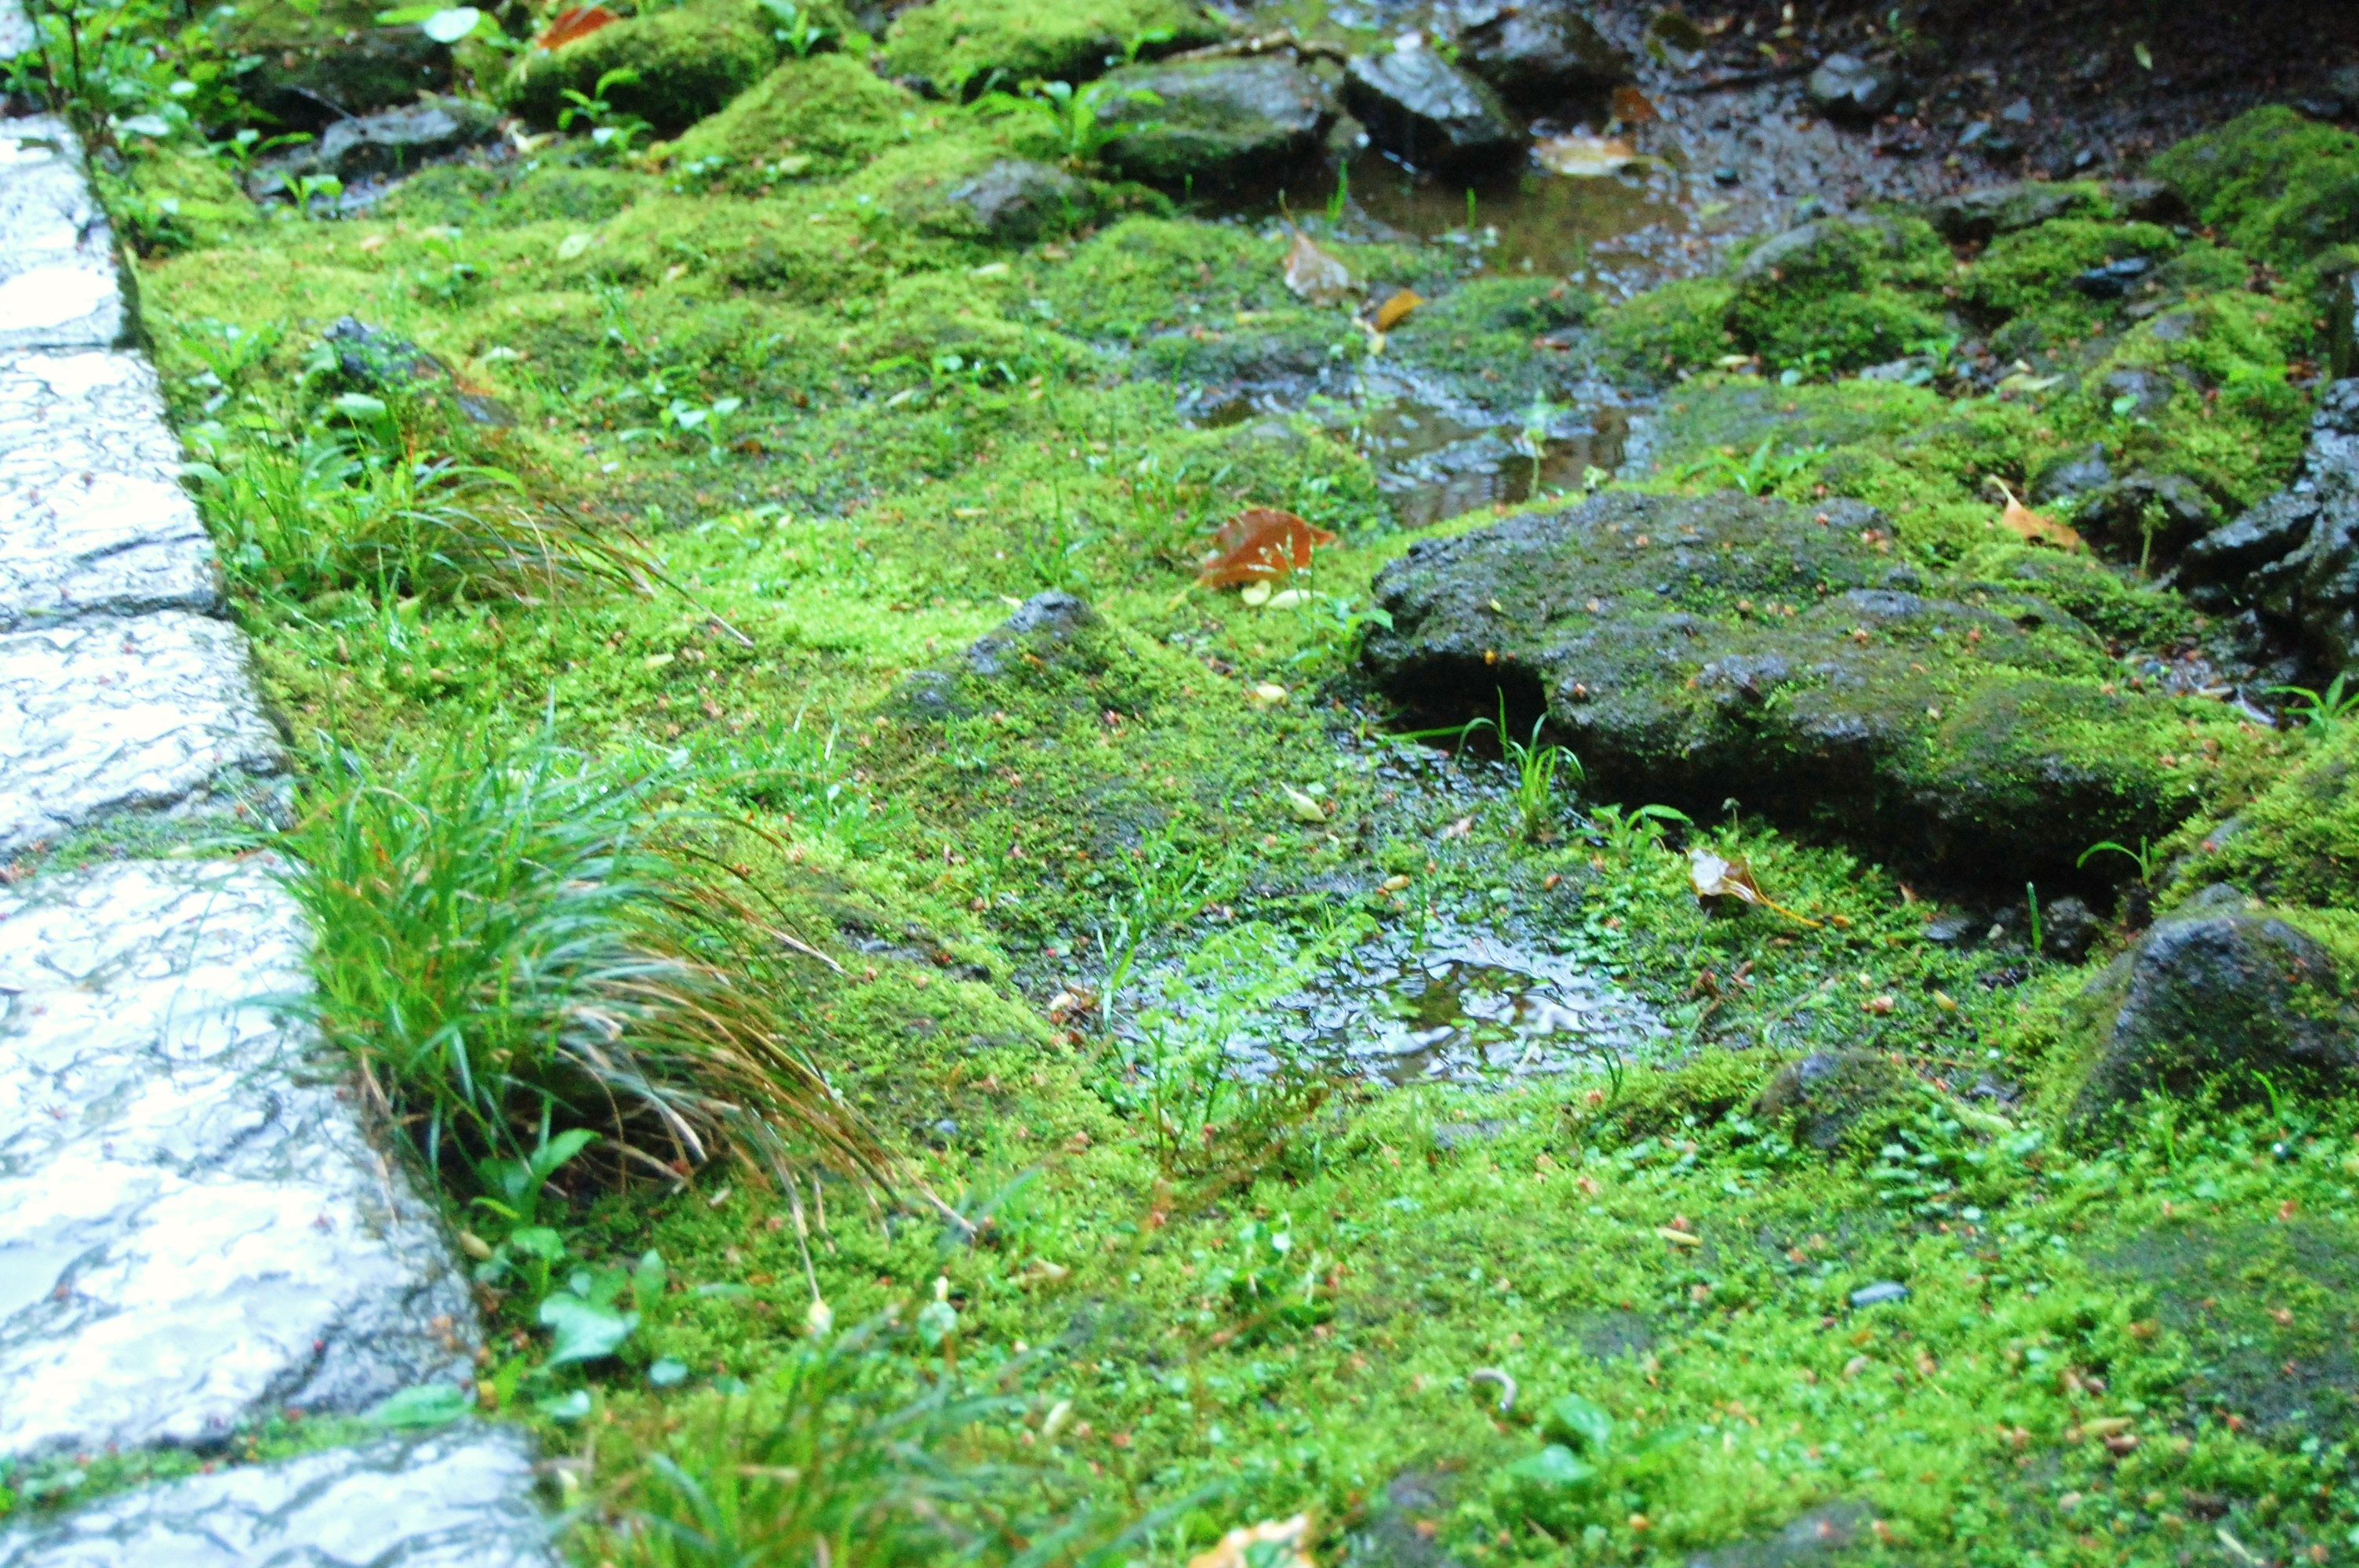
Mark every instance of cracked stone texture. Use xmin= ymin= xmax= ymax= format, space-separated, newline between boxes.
xmin=0 ymin=1426 xmax=558 ymax=1566
xmin=0 ymin=118 xmax=125 ymax=353
xmin=0 ymin=859 xmax=477 ymax=1459
xmin=0 ymin=611 xmax=284 ymax=858
xmin=0 ymin=350 xmax=217 ymax=630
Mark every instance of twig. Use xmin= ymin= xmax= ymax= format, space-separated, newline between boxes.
xmin=1470 ymin=1367 xmax=1519 ymax=1413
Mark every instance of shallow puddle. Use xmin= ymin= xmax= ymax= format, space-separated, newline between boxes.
xmin=1239 ymin=924 xmax=1663 ymax=1086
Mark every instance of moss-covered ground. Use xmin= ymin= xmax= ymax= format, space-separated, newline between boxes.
xmin=21 ymin=4 xmax=2359 ymax=1560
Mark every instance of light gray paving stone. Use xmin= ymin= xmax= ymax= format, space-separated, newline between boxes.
xmin=0 ymin=858 xmax=478 ymax=1460
xmin=0 ymin=610 xmax=283 ymax=858
xmin=0 ymin=1426 xmax=559 ymax=1566
xmin=0 ymin=0 xmax=30 ymax=60
xmin=0 ymin=118 xmax=124 ymax=352
xmin=0 ymin=348 xmax=216 ymax=629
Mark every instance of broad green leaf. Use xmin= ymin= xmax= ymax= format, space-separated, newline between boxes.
xmin=1543 ymin=1392 xmax=1615 ymax=1455
xmin=366 ymin=1383 xmax=471 ymax=1428
xmin=539 ymin=1294 xmax=638 ymax=1365
xmin=421 ymin=6 xmax=482 ymax=42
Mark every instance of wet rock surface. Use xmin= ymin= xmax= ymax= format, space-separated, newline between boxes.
xmin=1454 ymin=0 xmax=1630 ymax=107
xmin=936 ymin=158 xmax=1095 ymax=244
xmin=1804 ymin=53 xmax=1901 ymax=122
xmin=1343 ymin=45 xmax=1520 ymax=172
xmin=2181 ymin=379 xmax=2359 ymax=672
xmin=0 ymin=612 xmax=285 ymax=858
xmin=1100 ymin=55 xmax=1332 ymax=184
xmin=1753 ymin=1051 xmax=1905 ymax=1152
xmin=1364 ymin=489 xmax=2246 ymax=880
xmin=0 ymin=1426 xmax=557 ymax=1566
xmin=2063 ymin=885 xmax=2359 ymax=1123
xmin=0 ymin=860 xmax=476 ymax=1457
xmin=0 ymin=350 xmax=217 ymax=629
xmin=0 ymin=118 xmax=124 ymax=352
xmin=287 ymin=95 xmax=503 ymax=181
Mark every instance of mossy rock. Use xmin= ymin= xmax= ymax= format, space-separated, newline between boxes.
xmin=1595 ymin=277 xmax=1735 ymax=379
xmin=1724 ymin=217 xmax=1952 ymax=373
xmin=1363 ymin=489 xmax=2265 ymax=880
xmin=1753 ymin=1051 xmax=1910 ymax=1152
xmin=2049 ymin=886 xmax=2359 ymax=1125
xmin=217 ymin=0 xmax=450 ymax=129
xmin=502 ymin=0 xmax=781 ymax=136
xmin=1096 ymin=55 xmax=1332 ymax=185
xmin=2151 ymin=107 xmax=2359 ymax=274
xmin=661 ymin=53 xmax=930 ymax=191
xmin=2174 ymin=723 xmax=2359 ymax=909
xmin=879 ymin=0 xmax=1224 ymax=97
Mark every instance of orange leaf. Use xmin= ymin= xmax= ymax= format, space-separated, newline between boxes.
xmin=539 ymin=5 xmax=620 ymax=49
xmin=1689 ymin=848 xmax=1820 ymax=927
xmin=1197 ymin=508 xmax=1336 ymax=587
xmin=1535 ymin=132 xmax=1642 ymax=177
xmin=1992 ymin=480 xmax=2087 ymax=552
xmin=1611 ymin=85 xmax=1659 ymax=124
xmin=1281 ymin=231 xmax=1352 ymax=303
xmin=1372 ymin=287 xmax=1423 ymax=332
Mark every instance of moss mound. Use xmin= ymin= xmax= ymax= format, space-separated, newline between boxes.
xmin=879 ymin=0 xmax=1224 ymax=96
xmin=502 ymin=0 xmax=780 ymax=136
xmin=661 ymin=53 xmax=930 ymax=191
xmin=2152 ymin=106 xmax=2359 ymax=273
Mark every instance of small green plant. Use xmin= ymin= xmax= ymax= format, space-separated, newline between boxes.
xmin=1585 ymin=802 xmax=1691 ymax=862
xmin=560 ymin=67 xmax=654 ymax=160
xmin=969 ymin=77 xmax=1158 ymax=167
xmin=2026 ymin=882 xmax=2045 ymax=956
xmin=285 ymin=172 xmax=344 ymax=217
xmin=1459 ymin=692 xmax=1583 ymax=842
xmin=1674 ymin=435 xmax=1823 ymax=498
xmin=1325 ymin=161 xmax=1350 ymax=225
xmin=2268 ymin=673 xmax=2359 ymax=731
xmin=753 ymin=0 xmax=829 ymax=56
xmin=2078 ymin=836 xmax=2159 ymax=883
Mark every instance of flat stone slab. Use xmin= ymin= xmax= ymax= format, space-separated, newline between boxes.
xmin=0 ymin=859 xmax=476 ymax=1459
xmin=0 ymin=611 xmax=283 ymax=858
xmin=0 ymin=1427 xmax=558 ymax=1566
xmin=0 ymin=119 xmax=124 ymax=353
xmin=0 ymin=0 xmax=32 ymax=60
xmin=0 ymin=349 xmax=217 ymax=630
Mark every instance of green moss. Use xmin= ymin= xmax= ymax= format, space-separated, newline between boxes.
xmin=1964 ymin=219 xmax=2183 ymax=336
xmin=1953 ymin=543 xmax=2195 ymax=648
xmin=878 ymin=0 xmax=1223 ymax=95
xmin=2175 ymin=725 xmax=2359 ymax=908
xmin=501 ymin=0 xmax=780 ymax=135
xmin=1388 ymin=276 xmax=1596 ymax=396
xmin=1595 ymin=276 xmax=1735 ymax=377
xmin=661 ymin=53 xmax=934 ymax=191
xmin=378 ymin=161 xmax=654 ymax=227
xmin=2151 ymin=106 xmax=2359 ymax=273
xmin=1725 ymin=217 xmax=1953 ymax=373
xmin=103 ymin=147 xmax=260 ymax=253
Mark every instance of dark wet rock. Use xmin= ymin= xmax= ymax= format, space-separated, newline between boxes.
xmin=2101 ymin=365 xmax=2175 ymax=418
xmin=1753 ymin=1051 xmax=1907 ymax=1151
xmin=234 ymin=27 xmax=452 ymax=133
xmin=1805 ymin=53 xmax=1902 ymax=122
xmin=2062 ymin=886 xmax=2359 ymax=1123
xmin=2073 ymin=255 xmax=2157 ymax=299
xmin=1099 ymin=56 xmax=1332 ymax=184
xmin=2038 ymin=893 xmax=2097 ymax=962
xmin=318 ymin=317 xmax=514 ymax=426
xmin=1686 ymin=1502 xmax=1872 ymax=1568
xmin=1362 ymin=490 xmax=2245 ymax=878
xmin=278 ymin=96 xmax=502 ymax=181
xmin=2030 ymin=443 xmax=2112 ymax=505
xmin=1455 ymin=0 xmax=1632 ymax=108
xmin=1431 ymin=1119 xmax=1510 ymax=1152
xmin=1924 ymin=909 xmax=1983 ymax=947
xmin=2070 ymin=471 xmax=2219 ymax=557
xmin=1343 ymin=46 xmax=1521 ymax=172
xmin=2332 ymin=270 xmax=2359 ymax=380
xmin=1920 ymin=179 xmax=2121 ymax=243
xmin=1347 ymin=1469 xmax=1464 ymax=1568
xmin=935 ymin=159 xmax=1095 ymax=244
xmin=966 ymin=591 xmax=1106 ymax=679
xmin=2180 ymin=379 xmax=2359 ymax=671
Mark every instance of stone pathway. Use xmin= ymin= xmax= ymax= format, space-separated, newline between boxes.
xmin=0 ymin=10 xmax=561 ymax=1562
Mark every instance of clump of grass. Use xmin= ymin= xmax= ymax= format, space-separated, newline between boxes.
xmin=277 ymin=737 xmax=885 ymax=1196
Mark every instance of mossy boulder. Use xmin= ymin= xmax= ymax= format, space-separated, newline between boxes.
xmin=661 ymin=53 xmax=929 ymax=190
xmin=918 ymin=158 xmax=1100 ymax=244
xmin=2151 ymin=107 xmax=2359 ymax=273
xmin=1096 ymin=55 xmax=1332 ymax=184
xmin=879 ymin=0 xmax=1223 ymax=96
xmin=1725 ymin=217 xmax=1952 ymax=373
xmin=217 ymin=0 xmax=449 ymax=130
xmin=2053 ymin=886 xmax=2359 ymax=1125
xmin=1596 ymin=277 xmax=1736 ymax=379
xmin=1363 ymin=489 xmax=2263 ymax=880
xmin=1754 ymin=1051 xmax=1910 ymax=1152
xmin=1919 ymin=178 xmax=2176 ymax=245
xmin=502 ymin=0 xmax=780 ymax=136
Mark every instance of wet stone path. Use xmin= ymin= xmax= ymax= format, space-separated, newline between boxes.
xmin=0 ymin=7 xmax=559 ymax=1561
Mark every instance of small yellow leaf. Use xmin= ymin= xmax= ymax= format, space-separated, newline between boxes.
xmin=1280 ymin=785 xmax=1328 ymax=824
xmin=1992 ymin=480 xmax=2087 ymax=552
xmin=1249 ymin=681 xmax=1289 ymax=706
xmin=1372 ymin=288 xmax=1423 ymax=332
xmin=1657 ymin=1226 xmax=1704 ymax=1247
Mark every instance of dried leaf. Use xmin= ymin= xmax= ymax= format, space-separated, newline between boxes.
xmin=1372 ymin=288 xmax=1423 ymax=332
xmin=1689 ymin=848 xmax=1821 ymax=927
xmin=538 ymin=3 xmax=619 ymax=49
xmin=1611 ymin=85 xmax=1659 ymax=123
xmin=1535 ymin=132 xmax=1643 ymax=177
xmin=1282 ymin=232 xmax=1352 ymax=303
xmin=1187 ymin=1515 xmax=1315 ymax=1568
xmin=1991 ymin=480 xmax=2087 ymax=552
xmin=1197 ymin=507 xmax=1337 ymax=586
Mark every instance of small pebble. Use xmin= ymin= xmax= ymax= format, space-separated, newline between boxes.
xmin=1850 ymin=1280 xmax=1910 ymax=1308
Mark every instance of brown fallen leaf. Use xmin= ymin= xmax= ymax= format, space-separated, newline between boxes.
xmin=1282 ymin=231 xmax=1352 ymax=303
xmin=1612 ymin=85 xmax=1659 ymax=123
xmin=1690 ymin=847 xmax=1823 ymax=927
xmin=1197 ymin=507 xmax=1337 ymax=586
xmin=1372 ymin=287 xmax=1423 ymax=332
xmin=1187 ymin=1515 xmax=1315 ymax=1568
xmin=1534 ymin=132 xmax=1643 ymax=177
xmin=1990 ymin=479 xmax=2087 ymax=552
xmin=537 ymin=4 xmax=620 ymax=49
